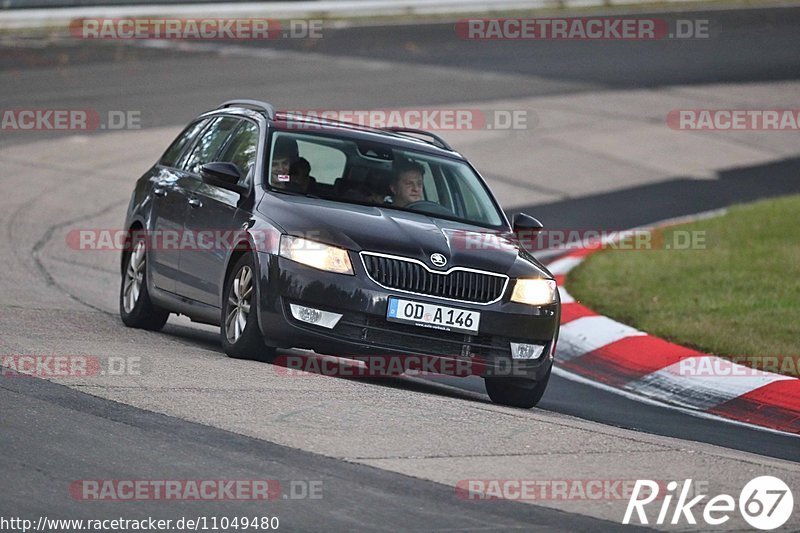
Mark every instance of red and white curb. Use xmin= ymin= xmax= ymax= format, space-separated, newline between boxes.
xmin=545 ymin=244 xmax=800 ymax=436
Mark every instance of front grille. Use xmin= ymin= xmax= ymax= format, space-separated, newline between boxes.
xmin=361 ymin=253 xmax=507 ymax=304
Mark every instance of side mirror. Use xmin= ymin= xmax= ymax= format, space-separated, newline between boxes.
xmin=512 ymin=212 xmax=544 ymax=234
xmin=200 ymin=162 xmax=248 ymax=196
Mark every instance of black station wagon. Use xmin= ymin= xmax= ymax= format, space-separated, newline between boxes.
xmin=120 ymin=99 xmax=560 ymax=408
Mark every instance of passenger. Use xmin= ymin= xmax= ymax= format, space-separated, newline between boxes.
xmin=270 ymin=137 xmax=298 ymax=188
xmin=389 ymin=160 xmax=425 ymax=208
xmin=364 ymin=186 xmax=387 ymax=204
xmin=338 ymin=169 xmax=387 ymax=204
xmin=360 ymin=169 xmax=390 ymax=204
xmin=288 ymin=157 xmax=316 ymax=193
xmin=271 ymin=155 xmax=291 ymax=185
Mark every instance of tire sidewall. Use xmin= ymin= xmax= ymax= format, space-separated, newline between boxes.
xmin=485 ymin=365 xmax=551 ymax=409
xmin=221 ymin=252 xmax=274 ymax=361
xmin=119 ymin=232 xmax=168 ymax=330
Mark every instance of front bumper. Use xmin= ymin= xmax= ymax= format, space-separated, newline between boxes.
xmin=255 ymin=252 xmax=559 ymax=380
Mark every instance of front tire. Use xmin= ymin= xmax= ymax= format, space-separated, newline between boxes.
xmin=119 ymin=234 xmax=170 ymax=331
xmin=221 ymin=253 xmax=276 ymax=362
xmin=485 ymin=366 xmax=551 ymax=409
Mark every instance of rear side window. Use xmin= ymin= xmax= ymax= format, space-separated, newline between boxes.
xmin=180 ymin=117 xmax=241 ymax=175
xmin=296 ymin=140 xmax=347 ymax=184
xmin=159 ymin=120 xmax=207 ymax=167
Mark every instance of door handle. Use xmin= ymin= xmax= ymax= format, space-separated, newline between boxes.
xmin=188 ymin=198 xmax=203 ymax=208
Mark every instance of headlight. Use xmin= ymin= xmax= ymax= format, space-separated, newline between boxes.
xmin=279 ymin=235 xmax=354 ymax=275
xmin=510 ymin=279 xmax=557 ymax=305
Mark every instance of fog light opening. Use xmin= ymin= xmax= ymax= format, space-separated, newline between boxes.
xmin=289 ymin=304 xmax=342 ymax=329
xmin=510 ymin=342 xmax=546 ymax=360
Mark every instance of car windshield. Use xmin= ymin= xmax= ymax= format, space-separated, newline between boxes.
xmin=266 ymin=131 xmax=505 ymax=227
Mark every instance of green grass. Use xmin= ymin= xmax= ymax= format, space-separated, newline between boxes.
xmin=567 ymin=195 xmax=800 ymax=372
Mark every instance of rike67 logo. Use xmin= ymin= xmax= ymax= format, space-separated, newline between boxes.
xmin=623 ymin=476 xmax=794 ymax=529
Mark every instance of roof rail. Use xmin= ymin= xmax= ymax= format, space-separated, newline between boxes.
xmin=382 ymin=127 xmax=453 ymax=151
xmin=219 ymin=99 xmax=276 ymax=120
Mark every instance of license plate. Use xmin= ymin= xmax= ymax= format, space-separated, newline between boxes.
xmin=386 ymin=297 xmax=480 ymax=335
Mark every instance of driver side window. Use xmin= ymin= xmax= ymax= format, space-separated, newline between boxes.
xmin=218 ymin=120 xmax=260 ymax=181
xmin=160 ymin=120 xmax=208 ymax=168
xmin=179 ymin=117 xmax=241 ymax=175
xmin=418 ymin=160 xmax=439 ymax=202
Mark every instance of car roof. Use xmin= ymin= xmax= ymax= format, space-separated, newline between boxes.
xmin=202 ymin=99 xmax=467 ymax=160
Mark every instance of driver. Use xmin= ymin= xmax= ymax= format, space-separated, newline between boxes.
xmin=389 ymin=160 xmax=425 ymax=208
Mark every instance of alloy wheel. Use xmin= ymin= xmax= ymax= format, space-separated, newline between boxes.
xmin=122 ymin=239 xmax=146 ymax=314
xmin=225 ymin=265 xmax=253 ymax=343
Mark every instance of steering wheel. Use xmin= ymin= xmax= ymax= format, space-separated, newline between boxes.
xmin=403 ymin=200 xmax=454 ymax=216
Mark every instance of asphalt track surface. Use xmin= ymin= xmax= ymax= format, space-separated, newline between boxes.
xmin=2 ymin=5 xmax=800 ymax=531
xmin=3 ymin=374 xmax=635 ymax=531
xmin=4 ymin=6 xmax=800 ymax=142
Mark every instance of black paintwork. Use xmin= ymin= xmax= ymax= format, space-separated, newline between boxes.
xmin=124 ymin=103 xmax=560 ymax=382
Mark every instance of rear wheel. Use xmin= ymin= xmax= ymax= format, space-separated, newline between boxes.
xmin=119 ymin=234 xmax=170 ymax=331
xmin=485 ymin=367 xmax=551 ymax=409
xmin=221 ymin=253 xmax=276 ymax=362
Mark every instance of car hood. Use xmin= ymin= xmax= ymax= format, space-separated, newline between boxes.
xmin=258 ymin=194 xmax=551 ymax=278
